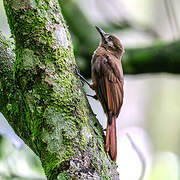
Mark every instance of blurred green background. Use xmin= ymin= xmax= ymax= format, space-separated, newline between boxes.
xmin=1 ymin=0 xmax=180 ymax=179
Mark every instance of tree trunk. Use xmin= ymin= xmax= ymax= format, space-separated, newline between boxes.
xmin=1 ymin=0 xmax=119 ymax=179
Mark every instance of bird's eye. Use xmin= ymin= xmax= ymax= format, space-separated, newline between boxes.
xmin=108 ymin=36 xmax=113 ymax=41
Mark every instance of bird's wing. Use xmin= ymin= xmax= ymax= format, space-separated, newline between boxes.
xmin=92 ymin=54 xmax=123 ymax=118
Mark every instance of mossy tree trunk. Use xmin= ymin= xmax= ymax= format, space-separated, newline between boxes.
xmin=1 ymin=0 xmax=119 ymax=179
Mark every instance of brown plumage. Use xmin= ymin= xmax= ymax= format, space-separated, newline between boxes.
xmin=76 ymin=26 xmax=124 ymax=161
xmin=90 ymin=26 xmax=124 ymax=161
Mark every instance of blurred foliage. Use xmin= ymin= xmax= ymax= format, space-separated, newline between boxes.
xmin=149 ymin=152 xmax=179 ymax=180
xmin=60 ymin=0 xmax=180 ymax=78
xmin=0 ymin=136 xmax=45 ymax=180
xmin=123 ymin=41 xmax=180 ymax=74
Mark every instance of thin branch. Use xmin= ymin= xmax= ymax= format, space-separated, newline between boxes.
xmin=164 ymin=0 xmax=176 ymax=40
xmin=126 ymin=133 xmax=146 ymax=180
xmin=168 ymin=0 xmax=180 ymax=38
xmin=96 ymin=0 xmax=159 ymax=38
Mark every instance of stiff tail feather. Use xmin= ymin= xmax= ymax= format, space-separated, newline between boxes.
xmin=106 ymin=116 xmax=117 ymax=161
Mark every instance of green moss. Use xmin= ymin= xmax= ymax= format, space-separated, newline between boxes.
xmin=58 ymin=172 xmax=69 ymax=180
xmin=43 ymin=151 xmax=60 ymax=178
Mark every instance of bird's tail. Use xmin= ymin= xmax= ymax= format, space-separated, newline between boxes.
xmin=106 ymin=116 xmax=117 ymax=161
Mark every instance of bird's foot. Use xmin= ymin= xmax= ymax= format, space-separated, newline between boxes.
xmin=86 ymin=94 xmax=98 ymax=100
xmin=75 ymin=68 xmax=91 ymax=87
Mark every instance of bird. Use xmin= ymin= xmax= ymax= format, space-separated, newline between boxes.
xmin=77 ymin=26 xmax=124 ymax=161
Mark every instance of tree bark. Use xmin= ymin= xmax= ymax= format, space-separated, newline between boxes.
xmin=0 ymin=31 xmax=15 ymax=122
xmin=1 ymin=0 xmax=119 ymax=179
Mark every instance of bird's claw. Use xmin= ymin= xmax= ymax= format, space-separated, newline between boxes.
xmin=75 ymin=67 xmax=80 ymax=76
xmin=86 ymin=94 xmax=98 ymax=100
xmin=75 ymin=68 xmax=91 ymax=87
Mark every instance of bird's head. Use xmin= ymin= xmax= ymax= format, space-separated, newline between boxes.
xmin=95 ymin=26 xmax=124 ymax=58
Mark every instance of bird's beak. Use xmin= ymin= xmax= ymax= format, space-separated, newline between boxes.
xmin=95 ymin=26 xmax=106 ymax=40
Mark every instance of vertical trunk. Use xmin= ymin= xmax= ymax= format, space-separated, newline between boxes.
xmin=1 ymin=0 xmax=119 ymax=179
